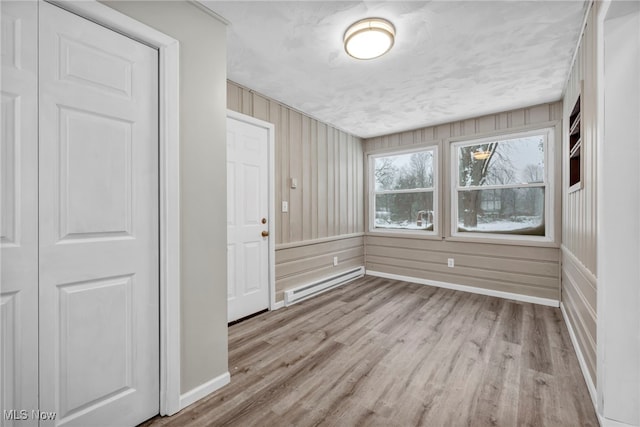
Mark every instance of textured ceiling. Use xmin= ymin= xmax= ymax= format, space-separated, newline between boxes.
xmin=202 ymin=1 xmax=586 ymax=138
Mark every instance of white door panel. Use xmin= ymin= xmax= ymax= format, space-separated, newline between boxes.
xmin=38 ymin=3 xmax=159 ymax=426
xmin=227 ymin=117 xmax=269 ymax=322
xmin=0 ymin=2 xmax=39 ymax=425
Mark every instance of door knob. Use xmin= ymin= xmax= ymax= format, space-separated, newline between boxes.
xmin=261 ymin=230 xmax=269 ymax=237
xmin=261 ymin=218 xmax=267 ymax=224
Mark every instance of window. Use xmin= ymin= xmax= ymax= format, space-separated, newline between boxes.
xmin=568 ymin=91 xmax=582 ymax=191
xmin=451 ymin=128 xmax=554 ymax=240
xmin=369 ymin=147 xmax=437 ymax=233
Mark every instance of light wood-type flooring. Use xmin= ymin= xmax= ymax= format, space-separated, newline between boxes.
xmin=141 ymin=276 xmax=598 ymax=426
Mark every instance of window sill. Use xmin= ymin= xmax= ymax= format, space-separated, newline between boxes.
xmin=366 ymin=229 xmax=560 ymax=247
xmin=366 ymin=229 xmax=442 ymax=240
xmin=568 ymin=181 xmax=583 ymax=193
xmin=445 ymin=234 xmax=560 ymax=248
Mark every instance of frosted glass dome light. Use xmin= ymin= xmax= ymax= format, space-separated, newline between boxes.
xmin=344 ymin=18 xmax=395 ymax=60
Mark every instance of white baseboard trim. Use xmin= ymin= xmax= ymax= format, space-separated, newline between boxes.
xmin=179 ymin=371 xmax=230 ymax=411
xmin=560 ymin=303 xmax=598 ymax=413
xmin=598 ymin=415 xmax=635 ymax=427
xmin=271 ymin=300 xmax=285 ymax=310
xmin=366 ymin=270 xmax=560 ymax=307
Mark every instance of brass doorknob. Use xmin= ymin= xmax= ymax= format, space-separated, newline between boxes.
xmin=261 ymin=230 xmax=269 ymax=237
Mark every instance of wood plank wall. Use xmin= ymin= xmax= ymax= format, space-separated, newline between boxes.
xmin=561 ymin=3 xmax=598 ymax=386
xmin=275 ymin=235 xmax=364 ymax=302
xmin=227 ymin=81 xmax=365 ymax=300
xmin=363 ymin=102 xmax=563 ymax=302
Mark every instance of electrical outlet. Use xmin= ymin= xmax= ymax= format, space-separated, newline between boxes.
xmin=447 ymin=258 xmax=454 ymax=268
xmin=333 ymin=256 xmax=338 ymax=266
xmin=282 ymin=201 xmax=288 ymax=213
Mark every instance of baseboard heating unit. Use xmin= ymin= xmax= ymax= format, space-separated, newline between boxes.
xmin=284 ymin=266 xmax=364 ymax=306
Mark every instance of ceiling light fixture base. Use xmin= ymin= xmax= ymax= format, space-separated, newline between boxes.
xmin=344 ymin=17 xmax=396 ymax=60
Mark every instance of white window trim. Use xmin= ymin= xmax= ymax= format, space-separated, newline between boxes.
xmin=450 ymin=127 xmax=555 ymax=243
xmin=368 ymin=145 xmax=439 ymax=236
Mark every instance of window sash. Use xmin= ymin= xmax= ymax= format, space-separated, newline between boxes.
xmin=450 ymin=127 xmax=554 ymax=241
xmin=374 ymin=188 xmax=434 ymax=195
xmin=373 ymin=189 xmax=436 ymax=231
xmin=456 ymin=182 xmax=545 ymax=192
xmin=369 ymin=146 xmax=438 ymax=234
xmin=455 ymin=134 xmax=548 ymax=189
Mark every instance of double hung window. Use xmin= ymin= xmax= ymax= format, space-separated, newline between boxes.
xmin=370 ymin=147 xmax=437 ymax=234
xmin=451 ymin=128 xmax=553 ymax=240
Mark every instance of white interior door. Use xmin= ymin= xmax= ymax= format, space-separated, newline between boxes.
xmin=227 ymin=116 xmax=270 ymax=322
xmin=1 ymin=2 xmax=39 ymax=425
xmin=38 ymin=3 xmax=159 ymax=426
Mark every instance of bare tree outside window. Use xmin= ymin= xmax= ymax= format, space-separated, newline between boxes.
xmin=372 ymin=149 xmax=436 ymax=232
xmin=455 ymin=134 xmax=547 ymax=236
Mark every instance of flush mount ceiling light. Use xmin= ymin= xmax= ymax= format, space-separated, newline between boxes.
xmin=344 ymin=18 xmax=395 ymax=60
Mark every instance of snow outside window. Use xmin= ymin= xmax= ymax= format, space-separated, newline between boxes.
xmin=370 ymin=147 xmax=437 ymax=234
xmin=451 ymin=128 xmax=553 ymax=241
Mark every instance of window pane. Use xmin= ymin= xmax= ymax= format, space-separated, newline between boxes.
xmin=375 ymin=192 xmax=434 ymax=230
xmin=457 ymin=188 xmax=544 ymax=235
xmin=458 ymin=135 xmax=544 ymax=187
xmin=374 ymin=151 xmax=434 ymax=191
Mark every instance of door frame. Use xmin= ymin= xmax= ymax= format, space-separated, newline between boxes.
xmin=226 ymin=110 xmax=277 ymax=311
xmin=45 ymin=0 xmax=182 ymax=415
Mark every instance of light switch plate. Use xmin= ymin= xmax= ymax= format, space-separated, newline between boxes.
xmin=282 ymin=201 xmax=289 ymax=213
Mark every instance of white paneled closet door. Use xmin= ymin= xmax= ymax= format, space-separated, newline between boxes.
xmin=1 ymin=2 xmax=39 ymax=426
xmin=38 ymin=3 xmax=159 ymax=426
xmin=2 ymin=2 xmax=161 ymax=426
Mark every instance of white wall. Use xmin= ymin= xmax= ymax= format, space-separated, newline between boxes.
xmin=599 ymin=3 xmax=640 ymax=424
xmin=103 ymin=1 xmax=229 ymax=394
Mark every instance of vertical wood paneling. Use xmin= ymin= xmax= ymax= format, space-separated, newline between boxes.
xmin=528 ymin=104 xmax=551 ymax=124
xmin=227 ymin=81 xmax=365 ymax=246
xmin=241 ymin=89 xmax=252 ymax=116
xmin=318 ymin=123 xmax=328 ymax=238
xmin=227 ymin=81 xmax=365 ymax=299
xmin=302 ymin=115 xmax=311 ymax=241
xmin=227 ymin=81 xmax=240 ymax=112
xmin=327 ymin=128 xmax=336 ymax=236
xmin=348 ymin=135 xmax=354 ymax=234
xmin=560 ymin=3 xmax=598 ymax=388
xmin=269 ymin=101 xmax=282 ymax=242
xmin=513 ymin=108 xmax=527 ymax=127
xmin=274 ymin=236 xmax=365 ymax=301
xmin=341 ymin=134 xmax=347 ymax=235
xmin=335 ymin=129 xmax=341 ymax=235
xmin=253 ymin=93 xmax=269 ymax=122
xmin=365 ymin=236 xmax=561 ymax=301
xmin=362 ymin=102 xmax=563 ymax=306
xmin=289 ymin=111 xmax=303 ymax=241
xmin=353 ymin=135 xmax=358 ymax=234
xmin=463 ymin=118 xmax=476 ymax=136
xmin=280 ymin=106 xmax=290 ymax=242
xmin=478 ymin=115 xmax=496 ymax=133
xmin=311 ymin=119 xmax=318 ymax=240
xmin=400 ymin=131 xmax=413 ymax=146
xmin=356 ymin=143 xmax=363 ymax=233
